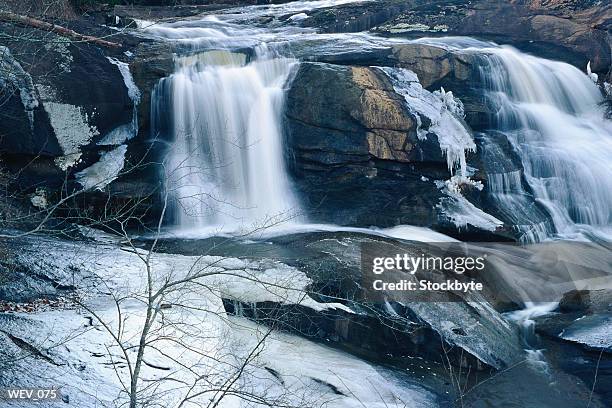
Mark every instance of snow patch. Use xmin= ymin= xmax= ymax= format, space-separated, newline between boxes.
xmin=586 ymin=61 xmax=598 ymax=83
xmin=560 ymin=314 xmax=612 ymax=350
xmin=29 ymin=188 xmax=48 ymax=209
xmin=3 ymin=234 xmax=439 ymax=408
xmin=288 ymin=12 xmax=308 ymax=21
xmin=106 ymin=57 xmax=141 ymax=104
xmin=44 ymin=36 xmax=73 ymax=73
xmin=0 ymin=46 xmax=39 ymax=128
xmin=437 ymin=176 xmax=504 ymax=232
xmin=43 ymin=102 xmax=99 ymax=170
xmin=75 ymin=145 xmax=128 ymax=190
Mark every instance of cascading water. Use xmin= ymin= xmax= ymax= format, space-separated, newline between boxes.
xmin=409 ymin=37 xmax=611 ymax=242
xmin=476 ymin=134 xmax=554 ymax=243
xmin=153 ymin=49 xmax=302 ymax=233
xmin=143 ymin=6 xmax=611 ymax=242
xmin=479 ymin=46 xmax=612 ymax=241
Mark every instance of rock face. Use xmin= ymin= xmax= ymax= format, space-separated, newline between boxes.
xmin=372 ymin=0 xmax=611 ymax=74
xmin=129 ymin=42 xmax=174 ymax=133
xmin=286 ymin=62 xmax=451 ymax=227
xmin=219 ymin=231 xmax=524 ymax=371
xmin=0 ymin=26 xmax=133 ymax=162
xmin=303 ymin=0 xmax=416 ymax=33
xmin=0 ymin=22 xmax=175 ymax=227
xmin=284 ymin=59 xmax=522 ymax=238
xmin=0 ymin=24 xmax=138 ymax=213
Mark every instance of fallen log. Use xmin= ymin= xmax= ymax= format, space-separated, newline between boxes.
xmin=0 ymin=11 xmax=122 ymax=48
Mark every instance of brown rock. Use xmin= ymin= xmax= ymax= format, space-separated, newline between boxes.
xmin=353 ymin=88 xmax=413 ymax=131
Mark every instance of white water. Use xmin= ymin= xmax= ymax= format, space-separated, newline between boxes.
xmin=157 ymin=221 xmax=458 ymax=242
xmin=405 ymin=38 xmax=612 ymax=241
xmin=142 ymin=4 xmax=611 ymax=242
xmin=478 ymin=135 xmax=553 ymax=242
xmin=505 ymin=301 xmax=558 ymax=369
xmin=481 ymin=47 xmax=612 ymax=241
xmin=154 ymin=49 xmax=302 ymax=233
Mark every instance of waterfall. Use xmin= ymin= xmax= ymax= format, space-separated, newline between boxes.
xmin=479 ymin=46 xmax=612 ymax=241
xmin=477 ymin=133 xmax=553 ymax=242
xmin=153 ymin=49 xmax=302 ymax=233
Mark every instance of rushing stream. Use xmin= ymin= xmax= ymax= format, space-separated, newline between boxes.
xmin=2 ymin=1 xmax=610 ymax=407
xmin=481 ymin=46 xmax=612 ymax=242
xmin=139 ymin=2 xmax=611 ymax=244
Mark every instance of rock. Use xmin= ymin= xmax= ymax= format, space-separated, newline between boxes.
xmin=390 ymin=44 xmax=473 ymax=89
xmin=533 ymin=289 xmax=612 ymax=404
xmin=0 ymin=20 xmax=173 ymax=228
xmin=130 ymin=41 xmax=174 ymax=133
xmin=0 ymin=24 xmax=134 ymax=185
xmin=352 ymin=88 xmax=414 ymax=132
xmin=528 ymin=14 xmax=610 ymax=71
xmin=559 ymin=289 xmax=612 ymax=314
xmin=286 ymin=62 xmax=450 ymax=227
xmin=374 ymin=0 xmax=611 ymax=74
xmin=284 ymin=60 xmax=513 ymax=238
xmin=303 ymin=0 xmax=415 ymax=33
xmin=220 ymin=231 xmax=524 ymax=371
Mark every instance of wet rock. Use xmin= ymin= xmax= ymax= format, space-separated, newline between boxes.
xmin=559 ymin=289 xmax=612 ymax=315
xmin=130 ymin=41 xmax=174 ymax=133
xmin=303 ymin=0 xmax=415 ymax=33
xmin=534 ymin=289 xmax=612 ymax=403
xmin=390 ymin=44 xmax=473 ymax=89
xmin=221 ymin=231 xmax=523 ymax=371
xmin=536 ymin=289 xmax=612 ymax=352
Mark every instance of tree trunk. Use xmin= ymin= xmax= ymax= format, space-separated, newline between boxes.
xmin=0 ymin=11 xmax=122 ymax=48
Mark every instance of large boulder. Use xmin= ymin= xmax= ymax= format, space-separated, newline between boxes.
xmin=285 ymin=62 xmax=450 ymax=227
xmin=0 ymin=26 xmax=133 ymax=163
xmin=0 ymin=23 xmax=168 ymax=229
xmin=217 ymin=231 xmax=524 ymax=371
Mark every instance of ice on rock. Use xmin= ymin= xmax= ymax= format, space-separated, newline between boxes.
xmin=0 ymin=46 xmax=39 ymax=128
xmin=436 ymin=176 xmax=504 ymax=232
xmin=380 ymin=67 xmax=498 ymax=232
xmin=2 ymin=234 xmax=440 ymax=408
xmin=379 ymin=67 xmax=475 ymax=176
xmin=98 ymin=58 xmax=141 ymax=146
xmin=106 ymin=57 xmax=141 ymax=104
xmin=75 ymin=145 xmax=127 ymax=190
xmin=43 ymin=102 xmax=100 ymax=170
xmin=288 ymin=12 xmax=308 ymax=21
xmin=586 ymin=61 xmax=598 ymax=83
